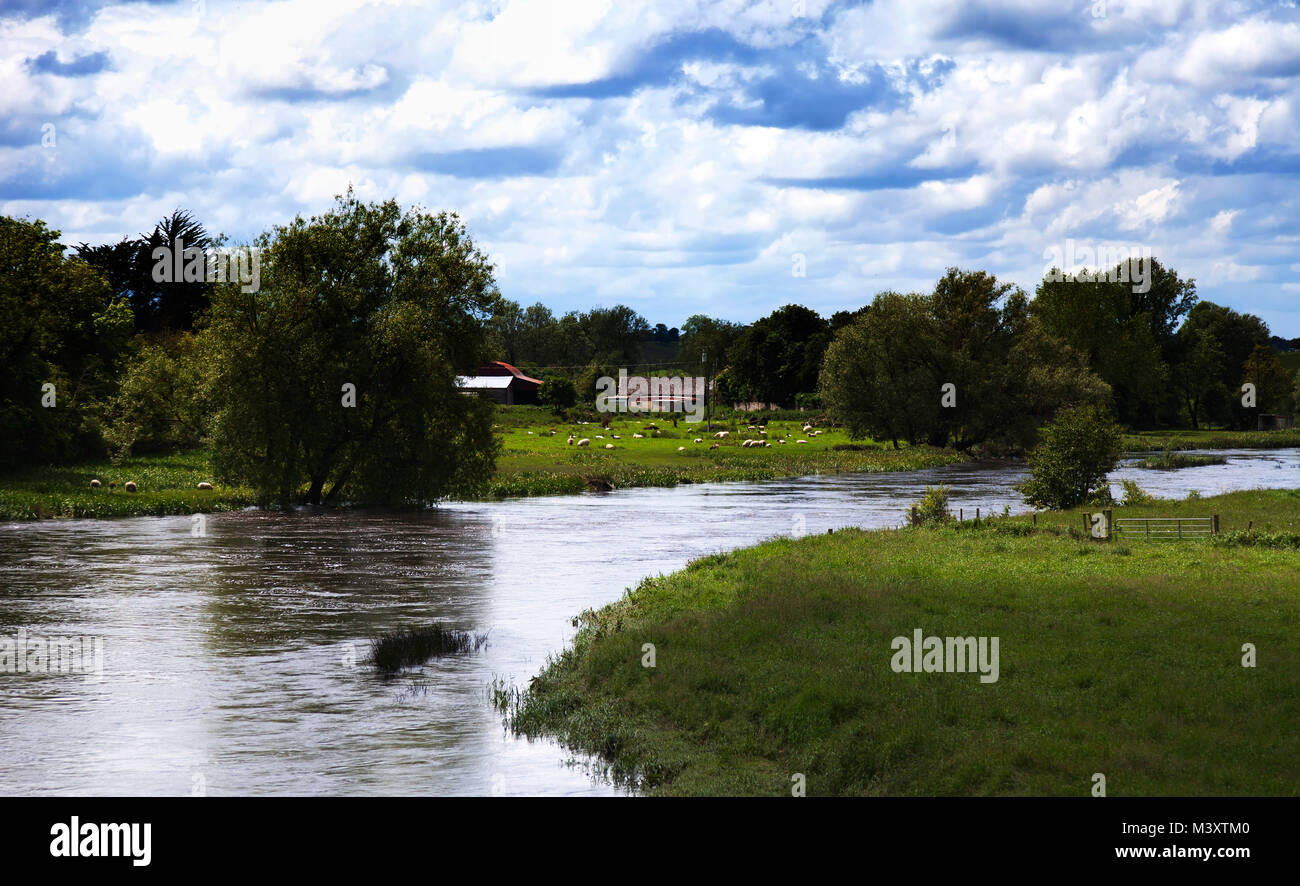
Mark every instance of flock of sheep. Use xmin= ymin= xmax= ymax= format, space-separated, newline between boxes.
xmin=88 ymin=479 xmax=214 ymax=492
xmin=556 ymin=421 xmax=825 ymax=452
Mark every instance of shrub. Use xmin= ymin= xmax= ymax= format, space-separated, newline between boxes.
xmin=538 ymin=374 xmax=577 ymax=411
xmin=1119 ymin=479 xmax=1157 ymax=506
xmin=909 ymin=484 xmax=952 ymax=526
xmin=1018 ymin=405 xmax=1122 ymax=510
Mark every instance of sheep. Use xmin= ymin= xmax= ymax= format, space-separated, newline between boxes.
xmin=803 ymin=424 xmax=813 ymax=433
xmin=632 ymin=433 xmax=645 ymax=439
xmin=567 ymin=436 xmax=575 ymax=445
xmin=709 ymin=443 xmax=719 ymax=450
xmin=197 ymin=482 xmax=214 ymax=491
xmin=89 ymin=479 xmax=102 ymax=489
xmin=577 ymin=438 xmax=590 ymax=447
xmin=595 ymin=435 xmax=604 ymax=439
xmin=605 ymin=443 xmax=615 ymax=449
xmin=714 ymin=431 xmax=729 ymax=438
xmin=677 ymin=446 xmax=687 ymax=451
xmin=693 ymin=437 xmax=703 ymax=443
xmin=796 ymin=439 xmax=808 ymax=444
xmin=611 ymin=435 xmax=621 ymax=439
xmin=108 ymin=481 xmax=117 ymax=489
xmin=124 ymin=481 xmax=138 ymax=492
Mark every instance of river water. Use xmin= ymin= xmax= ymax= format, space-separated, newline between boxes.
xmin=1 ymin=449 xmax=1296 ymax=795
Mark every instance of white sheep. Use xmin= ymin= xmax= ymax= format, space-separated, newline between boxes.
xmin=89 ymin=479 xmax=102 ymax=489
xmin=714 ymin=431 xmax=729 ymax=438
xmin=693 ymin=438 xmax=702 ymax=443
xmin=124 ymin=481 xmax=138 ymax=492
xmin=197 ymin=482 xmax=214 ymax=491
xmin=677 ymin=446 xmax=686 ymax=451
xmin=632 ymin=433 xmax=644 ymax=439
xmin=605 ymin=443 xmax=615 ymax=449
xmin=796 ymin=439 xmax=808 ymax=444
xmin=577 ymin=438 xmax=590 ymax=447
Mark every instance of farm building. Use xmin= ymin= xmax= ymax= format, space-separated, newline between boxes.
xmin=456 ymin=361 xmax=542 ymax=405
xmin=1257 ymin=413 xmax=1294 ymax=430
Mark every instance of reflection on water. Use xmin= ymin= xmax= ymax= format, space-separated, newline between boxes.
xmin=1 ymin=449 xmax=1296 ymax=795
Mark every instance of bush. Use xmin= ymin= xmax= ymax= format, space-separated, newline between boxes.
xmin=1119 ymin=479 xmax=1157 ymax=506
xmin=909 ymin=484 xmax=952 ymax=526
xmin=538 ymin=374 xmax=577 ymax=411
xmin=1018 ymin=405 xmax=1122 ymax=510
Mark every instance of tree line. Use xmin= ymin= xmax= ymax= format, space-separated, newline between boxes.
xmin=3 ymin=194 xmax=1296 ymax=506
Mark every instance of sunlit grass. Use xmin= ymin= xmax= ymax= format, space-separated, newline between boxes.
xmin=507 ymin=488 xmax=1300 ymax=795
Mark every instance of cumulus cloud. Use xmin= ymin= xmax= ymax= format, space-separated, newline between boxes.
xmin=0 ymin=0 xmax=1297 ymax=333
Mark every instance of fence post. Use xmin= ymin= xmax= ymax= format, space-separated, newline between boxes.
xmin=911 ymin=506 xmax=918 ymax=527
xmin=1212 ymin=514 xmax=1219 ymax=535
xmin=1104 ymin=509 xmax=1113 ymax=540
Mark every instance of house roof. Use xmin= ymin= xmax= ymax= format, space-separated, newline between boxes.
xmin=456 ymin=376 xmax=515 ymax=389
xmin=478 ymin=361 xmax=543 ymax=385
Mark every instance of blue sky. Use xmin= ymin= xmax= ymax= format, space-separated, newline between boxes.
xmin=5 ymin=0 xmax=1300 ymax=334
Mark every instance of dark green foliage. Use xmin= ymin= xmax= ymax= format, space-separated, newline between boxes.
xmin=1018 ymin=404 xmax=1123 ymax=510
xmin=0 ymin=216 xmax=132 ymax=469
xmin=205 ymin=190 xmax=502 ymax=506
xmin=370 ymin=624 xmax=489 ymax=674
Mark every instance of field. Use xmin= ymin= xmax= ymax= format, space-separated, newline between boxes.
xmin=1123 ymin=428 xmax=1300 ymax=451
xmin=485 ymin=406 xmax=963 ymax=497
xmin=502 ymin=488 xmax=1300 ymax=796
xmin=0 ymin=450 xmax=256 ymax=520
xmin=5 ymin=405 xmax=1299 ymax=521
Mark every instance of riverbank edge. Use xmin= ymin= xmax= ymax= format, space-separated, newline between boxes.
xmin=5 ymin=427 xmax=1299 ymax=522
xmin=0 ymin=447 xmax=969 ymax=522
xmin=499 ymin=487 xmax=1300 ymax=796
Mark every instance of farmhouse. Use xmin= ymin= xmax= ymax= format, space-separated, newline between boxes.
xmin=456 ymin=361 xmax=542 ymax=405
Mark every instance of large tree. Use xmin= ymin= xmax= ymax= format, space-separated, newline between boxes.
xmin=1031 ymin=258 xmax=1195 ymax=427
xmin=77 ymin=209 xmax=213 ymax=333
xmin=821 ymin=272 xmax=1109 ymax=451
xmin=727 ymin=304 xmax=829 ymax=407
xmin=205 ymin=191 xmax=501 ymax=506
xmin=0 ymin=216 xmax=132 ymax=468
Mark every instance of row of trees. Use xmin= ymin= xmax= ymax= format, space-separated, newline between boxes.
xmin=2 ymin=193 xmax=502 ymax=504
xmin=4 ymin=193 xmax=1297 ymax=505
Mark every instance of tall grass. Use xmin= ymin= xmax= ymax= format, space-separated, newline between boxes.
xmin=370 ymin=624 xmax=489 ymax=674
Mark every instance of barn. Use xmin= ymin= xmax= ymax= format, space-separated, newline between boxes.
xmin=456 ymin=361 xmax=543 ymax=405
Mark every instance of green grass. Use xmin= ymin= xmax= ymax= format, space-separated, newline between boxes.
xmin=1123 ymin=428 xmax=1300 ymax=451
xmin=0 ymin=450 xmax=256 ymax=521
xmin=503 ymin=488 xmax=1300 ymax=796
xmin=486 ymin=410 xmax=964 ymax=497
xmin=1133 ymin=452 xmax=1228 ymax=470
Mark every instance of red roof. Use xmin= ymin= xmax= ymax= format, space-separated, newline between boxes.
xmin=478 ymin=361 xmax=543 ymax=386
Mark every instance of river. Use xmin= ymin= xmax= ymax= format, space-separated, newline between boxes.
xmin=1 ymin=449 xmax=1296 ymax=795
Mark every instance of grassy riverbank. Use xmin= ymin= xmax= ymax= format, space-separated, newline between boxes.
xmin=6 ymin=411 xmax=1297 ymax=521
xmin=502 ymin=488 xmax=1300 ymax=796
xmin=0 ymin=408 xmax=962 ymax=520
xmin=486 ymin=407 xmax=963 ymax=497
xmin=1123 ymin=428 xmax=1300 ymax=451
xmin=0 ymin=450 xmax=256 ymax=520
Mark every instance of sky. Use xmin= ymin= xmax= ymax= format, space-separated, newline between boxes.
xmin=4 ymin=0 xmax=1300 ymax=335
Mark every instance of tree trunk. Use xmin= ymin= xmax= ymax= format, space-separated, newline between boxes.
xmin=307 ymin=476 xmax=325 ymax=505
